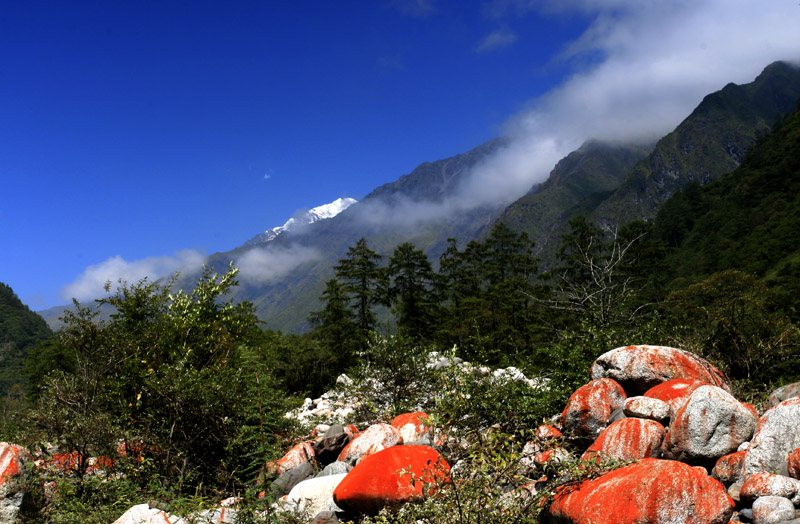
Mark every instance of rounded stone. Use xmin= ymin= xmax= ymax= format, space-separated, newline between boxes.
xmin=591 ymin=345 xmax=730 ymax=396
xmin=752 ymin=495 xmax=796 ymax=524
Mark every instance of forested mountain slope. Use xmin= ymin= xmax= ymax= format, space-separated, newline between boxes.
xmin=654 ymin=99 xmax=800 ymax=291
xmin=496 ymin=140 xmax=653 ymax=263
xmin=0 ymin=282 xmax=53 ymax=393
xmin=592 ymin=61 xmax=800 ymax=226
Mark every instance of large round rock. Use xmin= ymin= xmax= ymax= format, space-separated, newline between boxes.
xmin=333 ymin=445 xmax=449 ymax=516
xmin=284 ymin=473 xmax=348 ymax=518
xmin=560 ymin=378 xmax=626 ymax=440
xmin=337 ymin=423 xmax=402 ymax=465
xmin=662 ymin=385 xmax=757 ymax=466
xmin=581 ymin=418 xmax=665 ymax=462
xmin=590 ymin=345 xmax=730 ymax=396
xmin=766 ymin=381 xmax=800 ymax=409
xmin=548 ymin=458 xmax=734 ymax=524
xmin=743 ymin=397 xmax=800 ymax=478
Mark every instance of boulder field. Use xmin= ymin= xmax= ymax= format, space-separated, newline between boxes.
xmin=3 ymin=344 xmax=800 ymax=523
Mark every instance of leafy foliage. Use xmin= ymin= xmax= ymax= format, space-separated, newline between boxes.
xmin=21 ymin=265 xmax=295 ymax=515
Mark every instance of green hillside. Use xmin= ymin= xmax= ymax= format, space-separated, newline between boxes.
xmin=655 ymin=100 xmax=800 ymax=290
xmin=497 ymin=140 xmax=652 ymax=265
xmin=0 ymin=282 xmax=53 ymax=393
xmin=593 ymin=61 xmax=800 ymax=225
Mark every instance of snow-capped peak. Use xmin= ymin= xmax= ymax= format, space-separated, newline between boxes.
xmin=307 ymin=197 xmax=358 ymax=221
xmin=244 ymin=197 xmax=357 ymax=246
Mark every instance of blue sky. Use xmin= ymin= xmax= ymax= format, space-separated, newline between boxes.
xmin=3 ymin=1 xmax=800 ymax=310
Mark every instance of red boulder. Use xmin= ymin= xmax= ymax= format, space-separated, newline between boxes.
xmin=712 ymin=451 xmax=747 ymax=485
xmin=581 ymin=418 xmax=665 ymax=462
xmin=788 ymin=448 xmax=800 ymax=480
xmin=548 ymin=458 xmax=734 ymax=524
xmin=0 ymin=443 xmax=25 ymax=486
xmin=391 ymin=412 xmax=431 ymax=444
xmin=536 ymin=425 xmax=563 ymax=440
xmin=267 ymin=441 xmax=315 ymax=475
xmin=591 ymin=345 xmax=730 ymax=396
xmin=333 ymin=445 xmax=450 ymax=515
xmin=643 ymin=378 xmax=710 ymax=418
xmin=561 ymin=378 xmax=627 ymax=440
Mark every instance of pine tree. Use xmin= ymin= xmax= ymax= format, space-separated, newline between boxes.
xmin=333 ymin=238 xmax=386 ymax=345
xmin=308 ymin=278 xmax=358 ymax=364
xmin=387 ymin=242 xmax=438 ymax=341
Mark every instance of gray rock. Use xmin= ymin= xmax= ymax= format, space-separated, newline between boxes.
xmin=270 ymin=462 xmax=315 ymax=498
xmin=609 ymin=407 xmax=627 ymax=424
xmin=743 ymin=398 xmax=800 ymax=478
xmin=318 ymin=461 xmax=351 ymax=477
xmin=752 ymin=496 xmax=795 ymax=524
xmin=311 ymin=510 xmax=340 ymax=523
xmin=728 ymin=480 xmax=744 ymax=502
xmin=767 ymin=382 xmax=800 ymax=409
xmin=323 ymin=424 xmax=345 ymax=439
xmin=313 ymin=429 xmax=351 ymax=466
xmin=283 ymin=473 xmax=347 ymax=518
xmin=623 ymin=396 xmax=670 ymax=422
xmin=662 ymin=385 xmax=757 ymax=465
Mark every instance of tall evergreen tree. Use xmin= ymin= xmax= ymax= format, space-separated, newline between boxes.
xmin=436 ymin=224 xmax=540 ymax=363
xmin=482 ymin=223 xmax=539 ymax=353
xmin=387 ymin=242 xmax=438 ymax=341
xmin=308 ymin=278 xmax=358 ymax=363
xmin=333 ymin=238 xmax=386 ymax=343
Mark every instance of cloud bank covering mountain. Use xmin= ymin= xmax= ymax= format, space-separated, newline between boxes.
xmin=57 ymin=0 xmax=800 ymax=305
xmin=274 ymin=0 xmax=800 ymax=238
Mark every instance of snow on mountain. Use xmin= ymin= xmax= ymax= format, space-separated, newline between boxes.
xmin=243 ymin=197 xmax=357 ymax=246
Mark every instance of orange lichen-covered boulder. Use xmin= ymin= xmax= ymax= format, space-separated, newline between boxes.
xmin=788 ymin=448 xmax=800 ymax=480
xmin=548 ymin=458 xmax=735 ymax=524
xmin=643 ymin=378 xmax=709 ymax=418
xmin=739 ymin=471 xmax=800 ymax=505
xmin=712 ymin=451 xmax=747 ymax=485
xmin=333 ymin=445 xmax=450 ymax=516
xmin=561 ymin=378 xmax=626 ymax=440
xmin=267 ymin=441 xmax=315 ymax=475
xmin=535 ymin=424 xmax=563 ymax=440
xmin=0 ymin=443 xmax=26 ymax=486
xmin=581 ymin=418 xmax=665 ymax=462
xmin=591 ymin=345 xmax=730 ymax=396
xmin=338 ymin=423 xmax=402 ymax=465
xmin=391 ymin=412 xmax=431 ymax=444
xmin=661 ymin=385 xmax=756 ymax=465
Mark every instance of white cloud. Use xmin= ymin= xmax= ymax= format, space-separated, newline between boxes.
xmin=476 ymin=28 xmax=518 ymax=53
xmin=61 ymin=250 xmax=207 ymax=303
xmin=455 ymin=0 xmax=800 ymax=209
xmin=346 ymin=0 xmax=800 ymax=232
xmin=236 ymin=244 xmax=323 ymax=284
